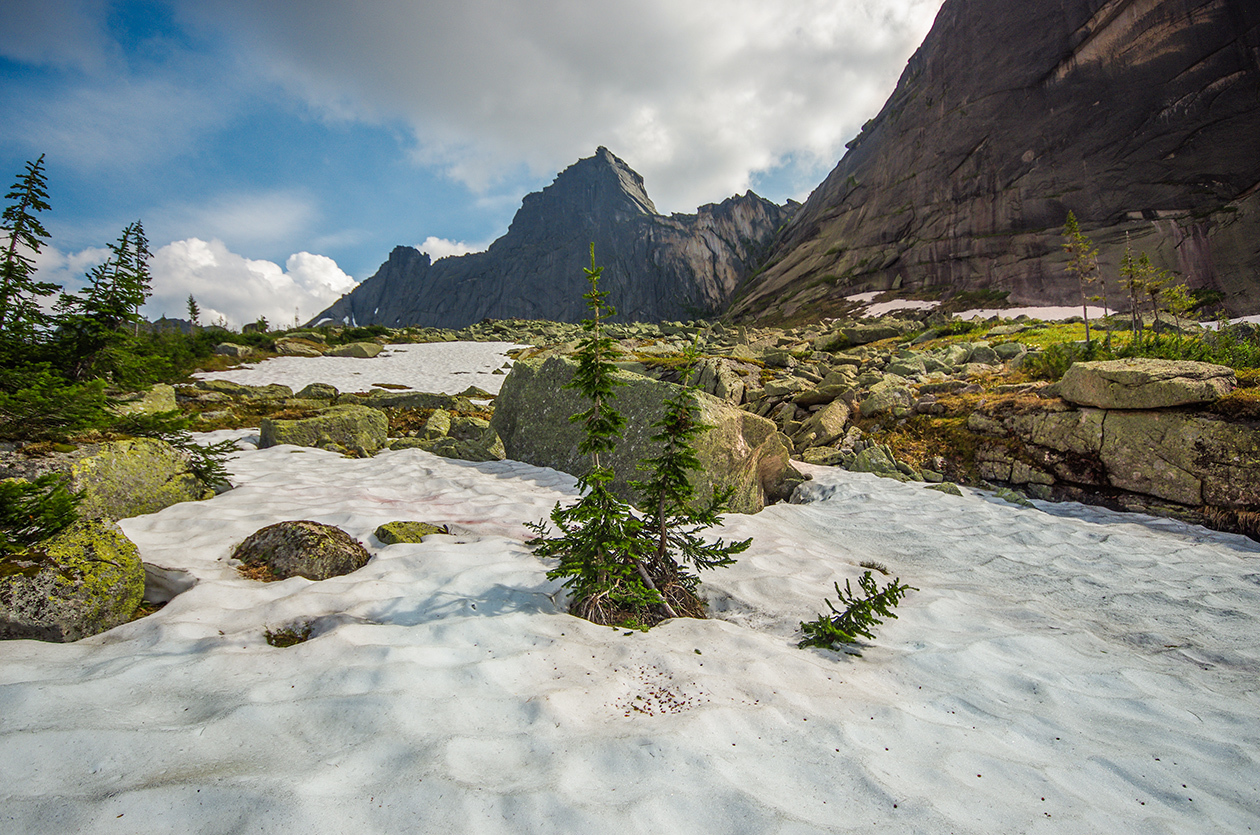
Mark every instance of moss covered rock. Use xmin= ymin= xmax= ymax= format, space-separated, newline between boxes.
xmin=233 ymin=520 xmax=370 ymax=580
xmin=259 ymin=405 xmax=388 ymax=455
xmin=0 ymin=519 xmax=145 ymax=642
xmin=374 ymin=521 xmax=448 ymax=544
xmin=70 ymin=438 xmax=214 ymax=521
xmin=327 ymin=341 xmax=383 ymax=358
xmin=491 ymin=356 xmax=805 ymax=513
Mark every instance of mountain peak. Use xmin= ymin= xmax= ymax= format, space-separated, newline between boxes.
xmin=536 ymin=147 xmax=657 ymax=218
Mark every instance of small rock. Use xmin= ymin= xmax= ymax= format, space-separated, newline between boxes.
xmin=233 ymin=520 xmax=370 ymax=580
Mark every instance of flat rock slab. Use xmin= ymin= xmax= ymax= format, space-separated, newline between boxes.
xmin=1058 ymin=359 xmax=1235 ymax=409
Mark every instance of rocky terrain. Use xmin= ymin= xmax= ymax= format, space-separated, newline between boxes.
xmin=731 ymin=0 xmax=1260 ymax=323
xmin=309 ymin=148 xmax=795 ymax=328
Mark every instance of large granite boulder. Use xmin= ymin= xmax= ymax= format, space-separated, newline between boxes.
xmin=1 ymin=519 xmax=145 ymax=642
xmin=490 ymin=356 xmax=805 ymax=513
xmin=232 ymin=520 xmax=370 ymax=581
xmin=70 ymin=438 xmax=214 ymax=521
xmin=273 ymin=337 xmax=324 ymax=357
xmin=327 ymin=341 xmax=383 ymax=358
xmin=259 ymin=405 xmax=388 ymax=455
xmin=1058 ymin=359 xmax=1235 ymax=409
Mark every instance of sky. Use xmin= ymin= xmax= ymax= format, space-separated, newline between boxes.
xmin=0 ymin=0 xmax=944 ymax=328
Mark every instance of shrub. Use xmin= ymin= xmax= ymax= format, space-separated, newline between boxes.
xmin=0 ymin=474 xmax=82 ymax=554
xmin=799 ymin=570 xmax=916 ymax=651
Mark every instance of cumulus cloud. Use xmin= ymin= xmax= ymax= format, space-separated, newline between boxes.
xmin=30 ymin=243 xmax=112 ymax=294
xmin=184 ymin=0 xmax=944 ymax=211
xmin=147 ymin=238 xmax=357 ymax=328
xmin=418 ymin=237 xmax=486 ymax=260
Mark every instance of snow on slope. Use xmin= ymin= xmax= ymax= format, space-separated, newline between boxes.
xmin=2 ymin=345 xmax=1259 ymax=834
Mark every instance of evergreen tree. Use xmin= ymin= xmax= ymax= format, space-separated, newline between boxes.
xmin=187 ymin=294 xmax=201 ymax=328
xmin=798 ymin=571 xmax=916 ymax=651
xmin=1062 ymin=211 xmax=1099 ymax=346
xmin=528 ymin=245 xmax=662 ymax=626
xmin=55 ymin=220 xmax=153 ymax=379
xmin=0 ymin=155 xmax=58 ymax=345
xmin=631 ymin=345 xmax=749 ymax=617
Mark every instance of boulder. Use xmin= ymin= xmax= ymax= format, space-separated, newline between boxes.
xmin=259 ymin=405 xmax=388 ymax=455
xmin=295 ymin=382 xmax=339 ymax=400
xmin=0 ymin=519 xmax=145 ymax=642
xmin=1058 ymin=359 xmax=1235 ymax=409
xmin=793 ymin=399 xmax=851 ymax=450
xmin=695 ymin=358 xmax=746 ymax=404
xmin=109 ymin=384 xmax=177 ymax=416
xmin=1100 ymin=410 xmax=1260 ymax=507
xmin=374 ymin=521 xmax=448 ymax=544
xmin=859 ymin=377 xmax=915 ymax=418
xmin=233 ymin=520 xmax=370 ymax=581
xmin=420 ymin=408 xmax=452 ymax=440
xmin=70 ymin=438 xmax=214 ymax=521
xmin=213 ymin=342 xmax=253 ymax=358
xmin=274 ymin=338 xmax=325 ymax=357
xmin=328 ymin=341 xmax=383 ymax=358
xmin=490 ymin=356 xmax=805 ymax=513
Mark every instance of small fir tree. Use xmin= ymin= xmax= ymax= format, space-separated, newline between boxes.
xmin=798 ymin=570 xmax=916 ymax=651
xmin=0 ymin=155 xmax=58 ymax=345
xmin=630 ymin=344 xmax=749 ymax=618
xmin=528 ymin=245 xmax=661 ymax=625
xmin=187 ymin=294 xmax=201 ymax=328
xmin=1119 ymin=237 xmax=1144 ymax=345
xmin=1062 ymin=211 xmax=1100 ymax=346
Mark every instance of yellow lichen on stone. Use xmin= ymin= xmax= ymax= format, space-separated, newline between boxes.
xmin=70 ymin=438 xmax=213 ymax=521
xmin=0 ymin=519 xmax=145 ymax=642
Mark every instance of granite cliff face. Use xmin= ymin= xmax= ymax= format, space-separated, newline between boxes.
xmin=312 ymin=148 xmax=795 ymax=327
xmin=731 ymin=0 xmax=1260 ymax=323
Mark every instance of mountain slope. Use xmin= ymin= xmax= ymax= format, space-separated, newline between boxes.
xmin=312 ymin=148 xmax=795 ymax=328
xmin=730 ymin=0 xmax=1260 ymax=323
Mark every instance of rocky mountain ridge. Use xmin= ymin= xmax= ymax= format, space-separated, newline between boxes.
xmin=311 ymin=148 xmax=795 ymax=328
xmin=731 ymin=0 xmax=1260 ymax=323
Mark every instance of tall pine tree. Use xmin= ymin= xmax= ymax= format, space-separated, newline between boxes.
xmin=0 ymin=155 xmax=58 ymax=346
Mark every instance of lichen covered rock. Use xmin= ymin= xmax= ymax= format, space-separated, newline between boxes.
xmin=1 ymin=519 xmax=145 ymax=642
xmin=70 ymin=438 xmax=214 ymax=521
xmin=1059 ymin=359 xmax=1235 ymax=409
xmin=259 ymin=405 xmax=388 ymax=455
xmin=233 ymin=520 xmax=370 ymax=580
xmin=327 ymin=341 xmax=383 ymax=358
xmin=374 ymin=521 xmax=449 ymax=544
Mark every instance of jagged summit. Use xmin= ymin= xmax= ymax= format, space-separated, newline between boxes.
xmin=310 ymin=149 xmax=794 ymax=328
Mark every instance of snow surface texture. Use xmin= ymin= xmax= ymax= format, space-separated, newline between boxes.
xmin=3 ymin=349 xmax=1260 ymax=833
xmin=193 ymin=341 xmax=524 ymax=395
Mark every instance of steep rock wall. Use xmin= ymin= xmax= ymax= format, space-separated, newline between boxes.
xmin=731 ymin=0 xmax=1260 ymax=323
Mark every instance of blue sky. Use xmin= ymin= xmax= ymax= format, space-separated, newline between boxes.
xmin=0 ymin=0 xmax=943 ymax=327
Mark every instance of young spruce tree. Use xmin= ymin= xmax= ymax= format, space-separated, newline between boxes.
xmin=528 ymin=245 xmax=661 ymax=626
xmin=630 ymin=343 xmax=749 ymax=618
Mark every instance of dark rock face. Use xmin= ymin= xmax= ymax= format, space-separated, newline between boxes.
xmin=731 ymin=0 xmax=1260 ymax=322
xmin=311 ymin=148 xmax=795 ymax=328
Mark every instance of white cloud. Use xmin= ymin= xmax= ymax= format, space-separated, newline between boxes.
xmin=146 ymin=237 xmax=357 ymax=328
xmin=186 ymin=0 xmax=945 ymax=211
xmin=30 ymin=243 xmax=112 ymax=294
xmin=417 ymin=236 xmax=485 ymax=260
